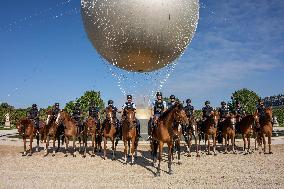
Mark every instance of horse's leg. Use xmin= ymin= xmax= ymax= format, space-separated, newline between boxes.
xmin=124 ymin=140 xmax=128 ymax=164
xmin=207 ymin=135 xmax=212 ymax=155
xmin=243 ymin=135 xmax=247 ymax=155
xmin=268 ymin=134 xmax=272 ymax=154
xmin=156 ymin=141 xmax=163 ymax=177
xmin=23 ymin=137 xmax=27 ymax=156
xmin=177 ymin=139 xmax=181 ymax=164
xmin=213 ymin=134 xmax=217 ymax=156
xmin=204 ymin=134 xmax=208 ymax=153
xmin=232 ymin=135 xmax=236 ymax=154
xmin=28 ymin=136 xmax=33 ymax=156
xmin=168 ymin=142 xmax=173 ymax=175
xmin=83 ymin=135 xmax=87 ymax=158
xmin=73 ymin=136 xmax=77 ymax=157
xmin=103 ymin=137 xmax=107 ymax=160
xmin=131 ymin=138 xmax=135 ymax=165
xmin=262 ymin=133 xmax=266 ymax=154
xmin=112 ymin=138 xmax=116 ymax=160
xmin=44 ymin=136 xmax=50 ymax=156
xmin=91 ymin=135 xmax=95 ymax=157
xmin=65 ymin=137 xmax=69 ymax=157
xmin=187 ymin=134 xmax=192 ymax=157
xmin=248 ymin=135 xmax=252 ymax=154
xmin=128 ymin=140 xmax=131 ymax=157
xmin=52 ymin=137 xmax=56 ymax=157
xmin=224 ymin=134 xmax=228 ymax=154
xmin=195 ymin=134 xmax=200 ymax=157
xmin=36 ymin=133 xmax=39 ymax=152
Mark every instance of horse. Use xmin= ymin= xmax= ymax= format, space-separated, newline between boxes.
xmin=218 ymin=114 xmax=237 ymax=154
xmin=101 ymin=107 xmax=118 ymax=160
xmin=184 ymin=116 xmax=200 ymax=157
xmin=44 ymin=110 xmax=62 ymax=156
xmin=121 ymin=108 xmax=139 ymax=164
xmin=199 ymin=111 xmax=219 ymax=156
xmin=151 ymin=102 xmax=189 ymax=176
xmin=82 ymin=117 xmax=98 ymax=157
xmin=16 ymin=118 xmax=45 ymax=156
xmin=237 ymin=112 xmax=259 ymax=155
xmin=56 ymin=111 xmax=82 ymax=157
xmin=257 ymin=107 xmax=273 ymax=154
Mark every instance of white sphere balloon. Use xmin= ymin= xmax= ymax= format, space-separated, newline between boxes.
xmin=81 ymin=0 xmax=199 ymax=72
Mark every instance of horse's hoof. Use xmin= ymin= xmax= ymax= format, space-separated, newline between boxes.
xmin=207 ymin=153 xmax=212 ymax=155
xmin=214 ymin=153 xmax=217 ymax=156
xmin=178 ymin=161 xmax=182 ymax=165
xmin=269 ymin=152 xmax=273 ymax=154
xmin=155 ymin=172 xmax=161 ymax=177
xmin=83 ymin=155 xmax=86 ymax=158
xmin=112 ymin=157 xmax=116 ymax=161
xmin=187 ymin=154 xmax=192 ymax=157
xmin=259 ymin=151 xmax=262 ymax=155
xmin=28 ymin=153 xmax=32 ymax=156
xmin=168 ymin=170 xmax=173 ymax=175
xmin=22 ymin=153 xmax=26 ymax=157
xmin=224 ymin=152 xmax=228 ymax=154
xmin=52 ymin=154 xmax=55 ymax=157
xmin=73 ymin=154 xmax=76 ymax=157
xmin=196 ymin=154 xmax=200 ymax=158
xmin=91 ymin=154 xmax=95 ymax=157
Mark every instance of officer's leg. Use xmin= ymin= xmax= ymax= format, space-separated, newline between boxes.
xmin=136 ymin=119 xmax=141 ymax=137
xmin=148 ymin=117 xmax=153 ymax=136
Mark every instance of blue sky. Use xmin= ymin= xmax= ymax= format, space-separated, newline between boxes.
xmin=0 ymin=0 xmax=283 ymax=109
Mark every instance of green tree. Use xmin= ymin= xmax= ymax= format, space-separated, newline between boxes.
xmin=229 ymin=88 xmax=261 ymax=114
xmin=64 ymin=91 xmax=105 ymax=118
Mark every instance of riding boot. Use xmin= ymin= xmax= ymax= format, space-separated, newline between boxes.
xmin=136 ymin=119 xmax=141 ymax=138
xmin=119 ymin=124 xmax=122 ymax=140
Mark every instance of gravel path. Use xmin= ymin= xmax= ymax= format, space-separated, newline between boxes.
xmin=0 ymin=140 xmax=284 ymax=189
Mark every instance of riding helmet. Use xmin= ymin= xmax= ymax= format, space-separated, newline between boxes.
xmin=186 ymin=99 xmax=191 ymax=104
xmin=127 ymin=95 xmax=132 ymax=99
xmin=108 ymin=100 xmax=114 ymax=105
xmin=205 ymin=101 xmax=210 ymax=105
xmin=221 ymin=101 xmax=226 ymax=106
xmin=32 ymin=104 xmax=37 ymax=108
xmin=170 ymin=95 xmax=175 ymax=99
xmin=156 ymin=91 xmax=162 ymax=97
xmin=55 ymin=103 xmax=59 ymax=107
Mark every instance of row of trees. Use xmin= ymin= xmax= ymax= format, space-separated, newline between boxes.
xmin=0 ymin=89 xmax=283 ymax=127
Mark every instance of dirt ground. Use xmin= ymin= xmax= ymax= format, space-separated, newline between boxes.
xmin=0 ymin=140 xmax=284 ymax=189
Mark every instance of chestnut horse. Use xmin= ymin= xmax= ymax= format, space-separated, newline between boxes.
xmin=257 ymin=107 xmax=273 ymax=154
xmin=56 ymin=111 xmax=81 ymax=157
xmin=102 ymin=107 xmax=118 ymax=160
xmin=151 ymin=103 xmax=189 ymax=176
xmin=44 ymin=110 xmax=61 ymax=156
xmin=83 ymin=117 xmax=98 ymax=157
xmin=237 ymin=112 xmax=259 ymax=154
xmin=16 ymin=118 xmax=45 ymax=156
xmin=121 ymin=108 xmax=138 ymax=164
xmin=219 ymin=114 xmax=236 ymax=154
xmin=199 ymin=111 xmax=219 ymax=156
xmin=184 ymin=116 xmax=200 ymax=157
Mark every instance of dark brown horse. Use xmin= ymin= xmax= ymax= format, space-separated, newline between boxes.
xmin=219 ymin=114 xmax=236 ymax=154
xmin=184 ymin=116 xmax=200 ymax=157
xmin=102 ymin=107 xmax=118 ymax=160
xmin=121 ymin=108 xmax=138 ymax=164
xmin=237 ymin=112 xmax=259 ymax=154
xmin=151 ymin=103 xmax=189 ymax=176
xmin=199 ymin=111 xmax=219 ymax=155
xmin=16 ymin=118 xmax=45 ymax=156
xmin=257 ymin=107 xmax=273 ymax=154
xmin=56 ymin=111 xmax=80 ymax=157
xmin=83 ymin=117 xmax=98 ymax=157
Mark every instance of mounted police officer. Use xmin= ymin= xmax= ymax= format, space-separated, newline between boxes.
xmin=103 ymin=100 xmax=121 ymax=139
xmin=201 ymin=101 xmax=215 ymax=128
xmin=184 ymin=99 xmax=194 ymax=119
xmin=148 ymin=92 xmax=167 ymax=140
xmin=233 ymin=101 xmax=245 ymax=117
xmin=122 ymin=95 xmax=141 ymax=138
xmin=52 ymin=103 xmax=61 ymax=118
xmin=72 ymin=102 xmax=83 ymax=133
xmin=219 ymin=101 xmax=230 ymax=122
xmin=28 ymin=104 xmax=40 ymax=132
xmin=167 ymin=95 xmax=176 ymax=109
xmin=256 ymin=99 xmax=266 ymax=124
xmin=88 ymin=101 xmax=100 ymax=131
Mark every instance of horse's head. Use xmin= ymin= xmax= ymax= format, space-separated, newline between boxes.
xmin=56 ymin=110 xmax=69 ymax=125
xmin=229 ymin=113 xmax=236 ymax=127
xmin=172 ymin=103 xmax=189 ymax=126
xmin=253 ymin=111 xmax=260 ymax=125
xmin=16 ymin=118 xmax=32 ymax=136
xmin=124 ymin=108 xmax=136 ymax=127
xmin=46 ymin=109 xmax=53 ymax=125
xmin=105 ymin=107 xmax=116 ymax=125
xmin=212 ymin=111 xmax=220 ymax=127
xmin=265 ymin=107 xmax=273 ymax=122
